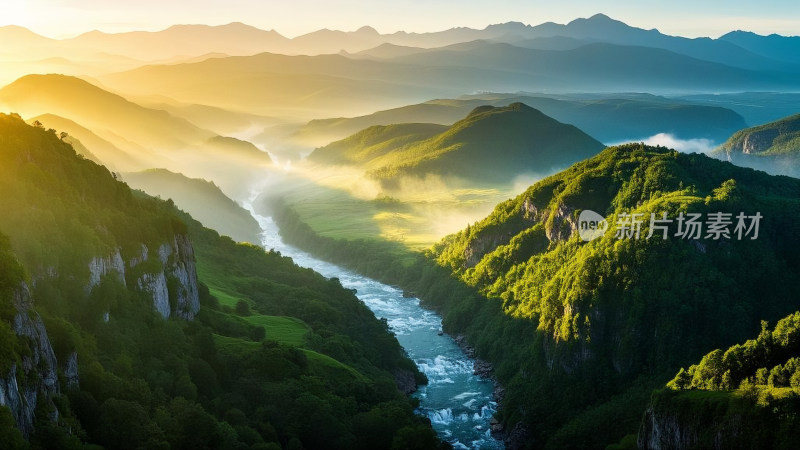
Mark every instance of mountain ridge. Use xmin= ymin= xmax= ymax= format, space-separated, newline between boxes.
xmin=310 ymin=102 xmax=605 ymax=185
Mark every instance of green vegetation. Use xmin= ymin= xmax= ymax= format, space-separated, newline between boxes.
xmin=297 ymin=94 xmax=745 ymax=147
xmin=0 ymin=114 xmax=444 ymax=449
xmin=640 ymin=312 xmax=800 ymax=448
xmin=308 ymin=123 xmax=447 ymax=166
xmin=274 ymin=143 xmax=800 ymax=449
xmin=712 ymin=112 xmax=800 ymax=178
xmin=124 ymin=168 xmax=263 ymax=244
xmin=242 ymin=316 xmax=309 ymax=347
xmin=309 ymin=103 xmax=604 ymax=185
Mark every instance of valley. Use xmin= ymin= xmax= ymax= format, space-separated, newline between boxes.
xmin=1 ymin=6 xmax=800 ymax=450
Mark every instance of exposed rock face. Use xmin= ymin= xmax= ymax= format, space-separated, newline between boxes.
xmin=166 ymin=234 xmax=200 ymax=320
xmin=87 ymin=234 xmax=200 ymax=320
xmin=545 ymin=203 xmax=577 ymax=242
xmin=638 ymin=402 xmax=745 ymax=450
xmin=393 ymin=369 xmax=417 ymax=395
xmin=463 ymin=232 xmax=507 ymax=268
xmin=87 ymin=249 xmax=126 ymax=290
xmin=128 ymin=243 xmax=149 ymax=268
xmin=639 ymin=405 xmax=697 ymax=449
xmin=137 ymin=272 xmax=170 ymax=318
xmin=65 ymin=352 xmax=79 ymax=389
xmin=741 ymin=128 xmax=779 ymax=154
xmin=0 ymin=283 xmax=59 ymax=437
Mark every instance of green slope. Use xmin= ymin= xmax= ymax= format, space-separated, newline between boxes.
xmin=640 ymin=311 xmax=800 ymax=448
xmin=0 ymin=74 xmax=273 ymax=199
xmin=123 ymin=168 xmax=262 ymax=244
xmin=308 ymin=122 xmax=448 ymax=165
xmin=28 ymin=113 xmax=142 ymax=170
xmin=311 ymin=102 xmax=605 ymax=185
xmin=712 ymin=112 xmax=800 ymax=178
xmin=297 ymin=94 xmax=746 ymax=147
xmin=0 ymin=113 xmax=441 ymax=449
xmin=0 ymin=74 xmax=212 ymax=153
xmin=427 ymin=143 xmax=800 ymax=448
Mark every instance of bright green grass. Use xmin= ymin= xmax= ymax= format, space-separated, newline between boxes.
xmin=211 ymin=335 xmax=364 ymax=383
xmin=244 ymin=315 xmax=310 ymax=346
xmin=212 ymin=334 xmax=260 ymax=358
xmin=301 ymin=349 xmax=366 ymax=382
xmin=209 ymin=287 xmax=249 ymax=308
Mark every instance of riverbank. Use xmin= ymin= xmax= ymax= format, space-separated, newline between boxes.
xmin=246 ymin=198 xmax=505 ymax=449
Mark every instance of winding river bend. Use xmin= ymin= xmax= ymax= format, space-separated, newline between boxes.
xmin=249 ymin=209 xmax=504 ymax=450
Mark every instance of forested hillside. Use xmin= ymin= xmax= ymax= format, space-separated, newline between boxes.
xmin=712 ymin=112 xmax=800 ymax=178
xmin=272 ymin=143 xmax=800 ymax=448
xmin=0 ymin=113 xmax=443 ymax=449
xmin=640 ymin=312 xmax=800 ymax=449
xmin=309 ymin=103 xmax=604 ymax=185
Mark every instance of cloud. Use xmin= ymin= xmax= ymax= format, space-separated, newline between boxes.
xmin=611 ymin=133 xmax=717 ymax=154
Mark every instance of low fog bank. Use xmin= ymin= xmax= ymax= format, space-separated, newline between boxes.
xmin=608 ymin=133 xmax=717 ymax=154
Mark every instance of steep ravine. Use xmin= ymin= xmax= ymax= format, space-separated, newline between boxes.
xmin=245 ymin=199 xmax=505 ymax=450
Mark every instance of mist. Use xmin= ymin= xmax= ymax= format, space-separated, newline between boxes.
xmin=609 ymin=133 xmax=717 ymax=154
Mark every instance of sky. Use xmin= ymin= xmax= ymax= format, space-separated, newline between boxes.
xmin=2 ymin=0 xmax=799 ymax=39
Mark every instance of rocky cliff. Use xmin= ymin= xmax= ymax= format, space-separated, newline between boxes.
xmin=638 ymin=395 xmax=750 ymax=450
xmin=89 ymin=234 xmax=200 ymax=320
xmin=711 ymin=112 xmax=800 ymax=177
xmin=0 ymin=232 xmax=201 ymax=436
xmin=0 ymin=283 xmax=59 ymax=437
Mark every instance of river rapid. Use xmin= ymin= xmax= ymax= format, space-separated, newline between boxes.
xmin=247 ymin=207 xmax=504 ymax=450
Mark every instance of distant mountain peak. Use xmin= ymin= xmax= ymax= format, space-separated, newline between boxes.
xmin=355 ymin=26 xmax=380 ymax=35
xmin=485 ymin=21 xmax=532 ymax=32
xmin=588 ymin=13 xmax=613 ymax=21
xmin=465 ymin=102 xmax=539 ymax=119
xmin=568 ymin=13 xmax=629 ymax=28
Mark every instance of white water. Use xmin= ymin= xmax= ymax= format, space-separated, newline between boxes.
xmin=244 ymin=201 xmax=504 ymax=449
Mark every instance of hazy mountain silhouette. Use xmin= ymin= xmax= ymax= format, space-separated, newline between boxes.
xmin=719 ymin=30 xmax=800 ymax=65
xmin=296 ymin=94 xmax=746 ymax=146
xmin=28 ymin=113 xmax=143 ymax=170
xmin=310 ymin=103 xmax=604 ymax=185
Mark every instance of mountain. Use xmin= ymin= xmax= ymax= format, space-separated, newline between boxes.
xmin=123 ymin=169 xmax=262 ymax=244
xmin=508 ymin=14 xmax=798 ymax=72
xmin=676 ymin=92 xmax=800 ymax=127
xmin=388 ymin=40 xmax=799 ymax=92
xmin=641 ymin=311 xmax=800 ymax=448
xmin=0 ymin=112 xmax=440 ymax=448
xmin=28 ymin=113 xmax=142 ymax=170
xmin=309 ymin=103 xmax=605 ymax=185
xmin=424 ymin=144 xmax=800 ymax=447
xmin=65 ymin=22 xmax=291 ymax=61
xmin=719 ymin=30 xmax=800 ymax=65
xmin=98 ymin=37 xmax=800 ymax=122
xmin=0 ymin=74 xmax=211 ymax=160
xmin=268 ymin=142 xmax=800 ymax=448
xmin=98 ymin=52 xmax=469 ymax=119
xmin=0 ymin=74 xmax=272 ymax=198
xmin=711 ymin=113 xmax=800 ymax=177
xmin=296 ymin=94 xmax=746 ymax=147
xmin=308 ymin=123 xmax=448 ymax=165
xmin=142 ymin=101 xmax=279 ymax=136
xmin=349 ymin=43 xmax=432 ymax=59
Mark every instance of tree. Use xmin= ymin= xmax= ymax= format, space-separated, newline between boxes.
xmin=235 ymin=299 xmax=251 ymax=316
xmin=59 ymin=131 xmax=68 ymax=141
xmin=0 ymin=406 xmax=28 ymax=450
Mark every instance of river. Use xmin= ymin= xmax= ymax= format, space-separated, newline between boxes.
xmin=247 ymin=207 xmax=504 ymax=450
